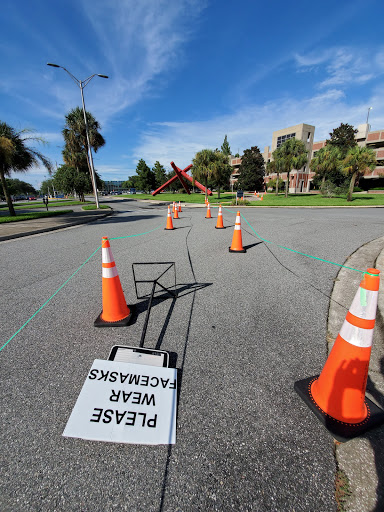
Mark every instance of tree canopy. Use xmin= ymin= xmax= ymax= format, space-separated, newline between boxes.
xmin=326 ymin=123 xmax=357 ymax=156
xmin=153 ymin=161 xmax=167 ymax=189
xmin=237 ymin=146 xmax=265 ymax=192
xmin=0 ymin=121 xmax=52 ymax=215
xmin=221 ymin=135 xmax=231 ymax=157
xmin=343 ymin=146 xmax=376 ymax=201
xmin=135 ymin=159 xmax=156 ymax=193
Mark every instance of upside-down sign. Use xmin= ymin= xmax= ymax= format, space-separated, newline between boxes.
xmin=63 ymin=360 xmax=177 ymax=445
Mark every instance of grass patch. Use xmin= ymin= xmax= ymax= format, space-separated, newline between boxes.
xmin=0 ymin=200 xmax=90 ymax=210
xmin=82 ymin=204 xmax=111 ymax=210
xmin=121 ymin=192 xmax=384 ymax=206
xmin=335 ymin=468 xmax=352 ymax=512
xmin=0 ymin=210 xmax=73 ymax=223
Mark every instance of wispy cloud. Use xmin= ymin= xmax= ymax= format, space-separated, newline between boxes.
xmin=295 ymin=46 xmax=384 ymax=89
xmin=133 ymin=88 xmax=378 ymax=168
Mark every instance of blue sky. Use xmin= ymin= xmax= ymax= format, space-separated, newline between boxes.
xmin=1 ymin=0 xmax=384 ymax=189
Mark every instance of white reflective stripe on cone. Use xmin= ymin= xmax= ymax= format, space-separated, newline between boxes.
xmin=102 ymin=266 xmax=119 ymax=279
xmin=339 ymin=320 xmax=374 ymax=348
xmin=349 ymin=288 xmax=378 ymax=320
xmin=102 ymin=247 xmax=114 ymax=264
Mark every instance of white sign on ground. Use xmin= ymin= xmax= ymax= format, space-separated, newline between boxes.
xmin=63 ymin=359 xmax=177 ymax=445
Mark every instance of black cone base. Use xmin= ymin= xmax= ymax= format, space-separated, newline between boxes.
xmin=94 ymin=305 xmax=135 ymax=327
xmin=164 ymin=227 xmax=175 ymax=230
xmin=229 ymin=247 xmax=246 ymax=253
xmin=294 ymin=376 xmax=384 ymax=442
xmin=215 ymin=226 xmax=225 ymax=229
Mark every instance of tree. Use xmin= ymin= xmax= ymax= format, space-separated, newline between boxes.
xmin=237 ymin=146 xmax=265 ymax=192
xmin=62 ymin=107 xmax=105 ymax=197
xmin=152 ymin=161 xmax=167 ymax=189
xmin=272 ymin=138 xmax=308 ymax=197
xmin=135 ymin=159 xmax=155 ymax=193
xmin=165 ymin=170 xmax=179 ymax=193
xmin=310 ymin=146 xmax=344 ymax=192
xmin=211 ymin=151 xmax=232 ymax=198
xmin=122 ymin=175 xmax=139 ymax=190
xmin=326 ymin=123 xmax=357 ymax=156
xmin=343 ymin=146 xmax=376 ymax=201
xmin=5 ymin=178 xmax=37 ymax=197
xmin=40 ymin=178 xmax=55 ymax=196
xmin=221 ymin=135 xmax=231 ymax=157
xmin=192 ymin=149 xmax=217 ymax=200
xmin=266 ymin=159 xmax=284 ymax=195
xmin=0 ymin=122 xmax=52 ymax=216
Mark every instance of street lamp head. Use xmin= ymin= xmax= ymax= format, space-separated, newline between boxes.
xmin=97 ymin=74 xmax=109 ymax=79
xmin=47 ymin=62 xmax=60 ymax=68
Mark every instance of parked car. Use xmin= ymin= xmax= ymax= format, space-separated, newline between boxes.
xmin=28 ymin=196 xmax=36 ymax=201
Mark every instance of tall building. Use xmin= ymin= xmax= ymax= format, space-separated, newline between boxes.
xmin=230 ymin=122 xmax=384 ymax=192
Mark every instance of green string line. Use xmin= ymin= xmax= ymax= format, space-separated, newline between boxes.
xmin=222 ymin=206 xmax=369 ymax=275
xmin=1 ymin=223 xmax=164 ymax=353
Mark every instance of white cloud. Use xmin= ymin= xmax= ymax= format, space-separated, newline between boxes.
xmin=133 ymin=88 xmax=380 ymax=167
xmin=295 ymin=47 xmax=384 ymax=90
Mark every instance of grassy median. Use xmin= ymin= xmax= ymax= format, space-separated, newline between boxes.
xmin=125 ymin=192 xmax=384 ymax=207
xmin=0 ymin=210 xmax=74 ymax=223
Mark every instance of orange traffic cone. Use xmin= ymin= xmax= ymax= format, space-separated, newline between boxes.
xmin=260 ymin=194 xmax=264 ymax=201
xmin=254 ymin=191 xmax=257 ymax=196
xmin=229 ymin=211 xmax=246 ymax=252
xmin=94 ymin=237 xmax=134 ymax=327
xmin=178 ymin=201 xmax=182 ymax=212
xmin=174 ymin=204 xmax=179 ymax=219
xmin=205 ymin=202 xmax=212 ymax=219
xmin=295 ymin=268 xmax=384 ymax=441
xmin=165 ymin=205 xmax=175 ymax=230
xmin=215 ymin=204 xmax=225 ymax=229
xmin=172 ymin=202 xmax=176 ymax=213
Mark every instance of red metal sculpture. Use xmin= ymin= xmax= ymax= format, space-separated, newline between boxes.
xmin=151 ymin=162 xmax=213 ymax=196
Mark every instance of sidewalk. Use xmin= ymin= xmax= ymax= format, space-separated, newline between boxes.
xmin=0 ymin=205 xmax=113 ymax=242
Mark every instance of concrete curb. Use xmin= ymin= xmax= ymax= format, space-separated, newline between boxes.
xmin=328 ymin=236 xmax=384 ymax=511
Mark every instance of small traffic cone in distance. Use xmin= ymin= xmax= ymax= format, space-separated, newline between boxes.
xmin=229 ymin=211 xmax=246 ymax=252
xmin=165 ymin=205 xmax=175 ymax=230
xmin=294 ymin=268 xmax=384 ymax=442
xmin=205 ymin=202 xmax=212 ymax=219
xmin=260 ymin=194 xmax=264 ymax=201
xmin=215 ymin=204 xmax=225 ymax=229
xmin=174 ymin=204 xmax=179 ymax=219
xmin=94 ymin=237 xmax=134 ymax=327
xmin=172 ymin=202 xmax=176 ymax=213
xmin=178 ymin=201 xmax=182 ymax=212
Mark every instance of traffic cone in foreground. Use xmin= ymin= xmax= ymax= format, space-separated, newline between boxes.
xmin=229 ymin=211 xmax=246 ymax=253
xmin=94 ymin=237 xmax=134 ymax=327
xmin=165 ymin=205 xmax=175 ymax=230
xmin=205 ymin=202 xmax=212 ymax=219
xmin=178 ymin=201 xmax=182 ymax=212
xmin=174 ymin=204 xmax=179 ymax=219
xmin=215 ymin=204 xmax=225 ymax=229
xmin=295 ymin=268 xmax=384 ymax=442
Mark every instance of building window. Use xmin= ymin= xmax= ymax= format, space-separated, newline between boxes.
xmin=277 ymin=132 xmax=296 ymax=148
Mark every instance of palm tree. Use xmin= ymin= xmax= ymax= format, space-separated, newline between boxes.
xmin=62 ymin=107 xmax=105 ymax=188
xmin=266 ymin=159 xmax=284 ymax=195
xmin=272 ymin=138 xmax=308 ymax=198
xmin=0 ymin=122 xmax=52 ymax=216
xmin=192 ymin=149 xmax=216 ymax=200
xmin=310 ymin=146 xmax=342 ymax=192
xmin=343 ymin=146 xmax=376 ymax=201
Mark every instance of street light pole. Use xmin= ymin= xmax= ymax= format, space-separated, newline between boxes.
xmin=366 ymin=106 xmax=373 ymax=125
xmin=47 ymin=63 xmax=108 ymax=209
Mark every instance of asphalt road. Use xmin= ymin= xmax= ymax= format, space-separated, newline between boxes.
xmin=2 ymin=199 xmax=384 ymax=511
